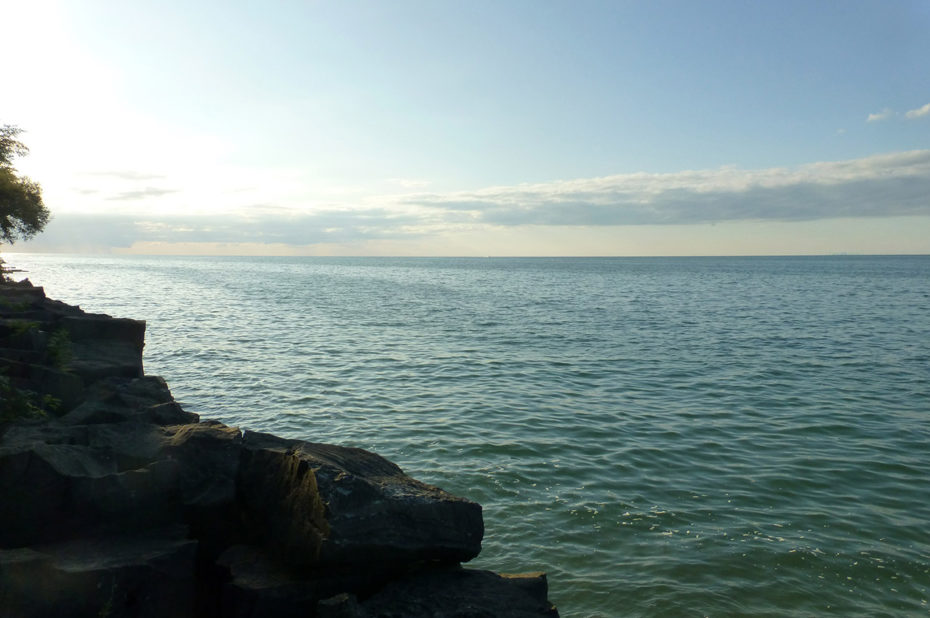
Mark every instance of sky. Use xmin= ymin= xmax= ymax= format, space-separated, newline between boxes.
xmin=3 ymin=0 xmax=929 ymax=256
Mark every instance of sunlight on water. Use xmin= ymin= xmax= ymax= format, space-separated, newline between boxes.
xmin=7 ymin=254 xmax=930 ymax=617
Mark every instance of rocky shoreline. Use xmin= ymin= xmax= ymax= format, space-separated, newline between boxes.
xmin=0 ymin=278 xmax=559 ymax=617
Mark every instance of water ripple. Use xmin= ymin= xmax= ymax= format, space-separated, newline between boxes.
xmin=7 ymin=254 xmax=930 ymax=617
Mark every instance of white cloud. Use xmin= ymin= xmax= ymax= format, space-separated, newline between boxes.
xmin=905 ymin=103 xmax=930 ymax=119
xmin=15 ymin=150 xmax=930 ymax=255
xmin=866 ymin=108 xmax=894 ymax=122
xmin=864 ymin=103 xmax=930 ymax=122
xmin=386 ymin=178 xmax=431 ymax=189
xmin=401 ymin=150 xmax=930 ymax=226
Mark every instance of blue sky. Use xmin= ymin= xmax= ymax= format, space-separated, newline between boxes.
xmin=5 ymin=0 xmax=930 ymax=255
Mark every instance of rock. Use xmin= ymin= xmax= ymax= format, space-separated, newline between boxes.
xmin=163 ymin=421 xmax=246 ymax=557
xmin=0 ymin=283 xmax=47 ymax=309
xmin=0 ymin=281 xmax=148 ymax=417
xmin=165 ymin=421 xmax=243 ymax=508
xmin=0 ymin=527 xmax=197 ymax=618
xmin=0 ymin=422 xmax=183 ymax=546
xmin=360 ymin=567 xmax=560 ymax=617
xmin=1 ymin=358 xmax=86 ymax=411
xmin=216 ymin=544 xmax=353 ymax=618
xmin=60 ymin=399 xmax=195 ymax=426
xmin=318 ymin=592 xmax=364 ymax=618
xmin=237 ymin=430 xmax=484 ymax=570
xmin=0 ymin=439 xmax=112 ymax=546
xmin=62 ymin=315 xmax=146 ymax=381
xmin=0 ymin=279 xmax=560 ymax=616
xmin=60 ymin=376 xmax=199 ymax=426
xmin=0 ymin=346 xmax=44 ymax=365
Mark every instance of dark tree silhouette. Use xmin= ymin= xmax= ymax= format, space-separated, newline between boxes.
xmin=0 ymin=125 xmax=50 ymax=245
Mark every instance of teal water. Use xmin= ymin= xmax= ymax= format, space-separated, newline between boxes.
xmin=6 ymin=254 xmax=930 ymax=616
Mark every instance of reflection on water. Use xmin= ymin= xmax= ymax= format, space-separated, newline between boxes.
xmin=8 ymin=254 xmax=930 ymax=617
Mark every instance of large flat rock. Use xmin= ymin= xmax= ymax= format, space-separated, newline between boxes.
xmin=238 ymin=430 xmax=484 ymax=569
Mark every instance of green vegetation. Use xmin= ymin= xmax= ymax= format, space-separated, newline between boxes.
xmin=46 ymin=328 xmax=73 ymax=369
xmin=0 ymin=288 xmax=30 ymax=310
xmin=0 ymin=325 xmax=71 ymax=423
xmin=6 ymin=318 xmax=39 ymax=337
xmin=0 ymin=124 xmax=50 ymax=247
xmin=0 ymin=373 xmax=50 ymax=424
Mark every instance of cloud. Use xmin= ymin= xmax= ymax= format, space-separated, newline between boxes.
xmin=15 ymin=150 xmax=930 ymax=252
xmin=17 ymin=208 xmax=426 ymax=253
xmin=866 ymin=108 xmax=894 ymax=122
xmin=905 ymin=103 xmax=930 ymax=119
xmin=84 ymin=171 xmax=168 ymax=180
xmin=401 ymin=150 xmax=930 ymax=226
xmin=387 ymin=178 xmax=431 ymax=189
xmin=105 ymin=187 xmax=179 ymax=201
xmin=867 ymin=103 xmax=930 ymax=122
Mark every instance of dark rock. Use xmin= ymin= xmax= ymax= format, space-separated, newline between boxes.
xmin=238 ymin=430 xmax=484 ymax=570
xmin=115 ymin=375 xmax=177 ymax=408
xmin=61 ymin=399 xmax=196 ymax=426
xmin=217 ymin=544 xmax=347 ymax=618
xmin=361 ymin=567 xmax=560 ymax=617
xmin=1 ymin=358 xmax=86 ymax=412
xmin=71 ymin=458 xmax=182 ymax=525
xmin=0 ymin=346 xmax=44 ymax=364
xmin=0 ymin=284 xmax=46 ymax=309
xmin=0 ymin=279 xmax=560 ymax=616
xmin=86 ymin=422 xmax=170 ymax=471
xmin=0 ymin=422 xmax=184 ymax=546
xmin=61 ymin=314 xmax=146 ymax=346
xmin=59 ymin=377 xmax=199 ymax=425
xmin=165 ymin=421 xmax=243 ymax=508
xmin=43 ymin=313 xmax=147 ymax=384
xmin=0 ymin=440 xmax=113 ymax=546
xmin=318 ymin=592 xmax=364 ymax=618
xmin=0 ymin=527 xmax=197 ymax=618
xmin=164 ymin=421 xmax=246 ymax=559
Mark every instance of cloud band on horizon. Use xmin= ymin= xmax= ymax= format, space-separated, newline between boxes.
xmin=400 ymin=149 xmax=930 ymax=226
xmin=15 ymin=150 xmax=930 ymax=252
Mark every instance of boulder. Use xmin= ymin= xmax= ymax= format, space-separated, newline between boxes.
xmin=164 ymin=421 xmax=243 ymax=508
xmin=62 ymin=315 xmax=146 ymax=381
xmin=163 ymin=421 xmax=246 ymax=556
xmin=237 ymin=430 xmax=484 ymax=570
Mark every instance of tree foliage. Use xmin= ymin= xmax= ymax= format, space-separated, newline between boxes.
xmin=0 ymin=125 xmax=50 ymax=245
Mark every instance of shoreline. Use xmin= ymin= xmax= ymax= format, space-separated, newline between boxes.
xmin=0 ymin=277 xmax=559 ymax=617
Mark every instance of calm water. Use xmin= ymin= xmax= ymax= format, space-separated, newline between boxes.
xmin=6 ymin=254 xmax=930 ymax=616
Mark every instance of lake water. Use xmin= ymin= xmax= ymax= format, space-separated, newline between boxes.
xmin=5 ymin=253 xmax=929 ymax=616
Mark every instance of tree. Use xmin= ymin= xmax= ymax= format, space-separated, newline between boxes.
xmin=0 ymin=125 xmax=50 ymax=245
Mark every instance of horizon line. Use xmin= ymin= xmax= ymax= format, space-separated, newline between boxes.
xmin=4 ymin=251 xmax=929 ymax=259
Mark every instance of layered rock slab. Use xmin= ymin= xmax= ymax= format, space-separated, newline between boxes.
xmin=1 ymin=411 xmax=488 ymax=615
xmin=238 ymin=430 xmax=484 ymax=569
